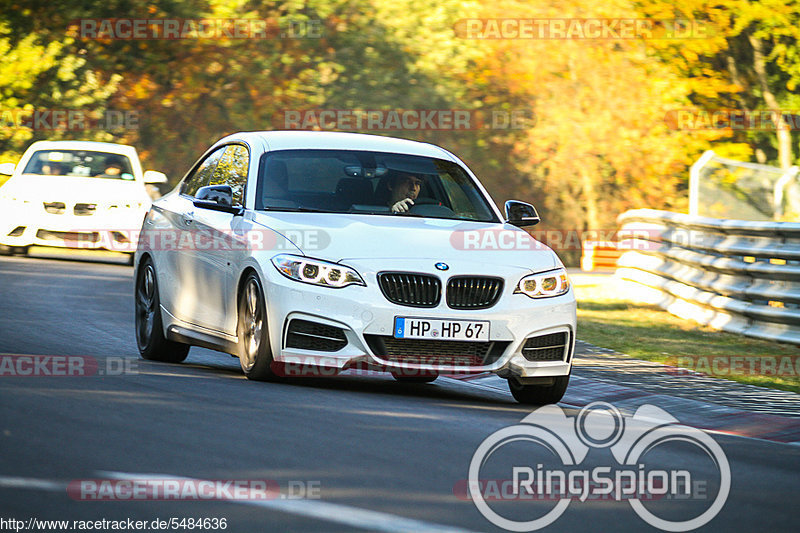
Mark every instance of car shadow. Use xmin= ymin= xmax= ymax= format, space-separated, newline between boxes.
xmin=163 ymin=350 xmax=524 ymax=409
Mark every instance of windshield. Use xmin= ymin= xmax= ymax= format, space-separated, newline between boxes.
xmin=22 ymin=150 xmax=135 ymax=180
xmin=255 ymin=149 xmax=498 ymax=222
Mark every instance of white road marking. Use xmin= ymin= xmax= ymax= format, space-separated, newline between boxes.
xmin=101 ymin=471 xmax=477 ymax=533
xmin=0 ymin=476 xmax=65 ymax=491
xmin=0 ymin=471 xmax=477 ymax=532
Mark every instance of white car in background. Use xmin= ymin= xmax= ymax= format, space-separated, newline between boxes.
xmin=0 ymin=140 xmax=167 ymax=261
xmin=134 ymin=131 xmax=577 ymax=404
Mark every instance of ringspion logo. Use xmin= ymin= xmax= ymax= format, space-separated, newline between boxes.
xmin=467 ymin=402 xmax=729 ymax=531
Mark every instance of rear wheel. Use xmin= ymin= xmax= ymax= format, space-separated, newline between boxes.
xmin=237 ymin=273 xmax=276 ymax=381
xmin=508 ymin=374 xmax=570 ymax=405
xmin=135 ymin=258 xmax=189 ymax=363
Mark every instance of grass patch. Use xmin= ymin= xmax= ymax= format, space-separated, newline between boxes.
xmin=573 ymin=273 xmax=800 ymax=393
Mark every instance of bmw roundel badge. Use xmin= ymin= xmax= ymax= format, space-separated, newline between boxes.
xmin=435 ymin=262 xmax=449 ymax=271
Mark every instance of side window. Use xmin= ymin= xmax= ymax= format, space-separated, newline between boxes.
xmin=210 ymin=144 xmax=249 ymax=206
xmin=181 ymin=146 xmax=226 ymax=197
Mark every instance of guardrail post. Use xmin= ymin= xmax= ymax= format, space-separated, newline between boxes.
xmin=689 ymin=150 xmax=716 ymax=216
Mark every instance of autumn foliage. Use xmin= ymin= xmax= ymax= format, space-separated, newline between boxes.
xmin=2 ymin=0 xmax=799 ymax=263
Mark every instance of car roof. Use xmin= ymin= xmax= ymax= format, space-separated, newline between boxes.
xmin=219 ymin=131 xmax=457 ymax=161
xmin=25 ymin=140 xmax=138 ymax=157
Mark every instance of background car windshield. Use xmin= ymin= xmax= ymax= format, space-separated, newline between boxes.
xmin=22 ymin=150 xmax=135 ymax=180
xmin=255 ymin=149 xmax=498 ymax=222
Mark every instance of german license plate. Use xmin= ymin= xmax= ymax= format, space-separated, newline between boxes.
xmin=393 ymin=317 xmax=490 ymax=341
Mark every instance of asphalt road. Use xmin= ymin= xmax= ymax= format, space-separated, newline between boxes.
xmin=0 ymin=253 xmax=798 ymax=532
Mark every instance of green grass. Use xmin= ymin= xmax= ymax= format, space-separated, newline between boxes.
xmin=573 ymin=273 xmax=800 ymax=393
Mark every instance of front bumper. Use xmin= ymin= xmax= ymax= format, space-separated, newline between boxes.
xmin=0 ymin=205 xmax=146 ymax=252
xmin=259 ymin=262 xmax=576 ymax=378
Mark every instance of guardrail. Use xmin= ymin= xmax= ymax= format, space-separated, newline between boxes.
xmin=615 ymin=209 xmax=800 ymax=345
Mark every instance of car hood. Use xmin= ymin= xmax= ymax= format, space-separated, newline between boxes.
xmin=250 ymin=211 xmax=561 ymax=272
xmin=3 ymin=174 xmax=149 ymax=204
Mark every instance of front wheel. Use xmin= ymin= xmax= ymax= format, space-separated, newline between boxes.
xmin=135 ymin=258 xmax=189 ymax=363
xmin=237 ymin=273 xmax=276 ymax=381
xmin=508 ymin=374 xmax=570 ymax=405
xmin=0 ymin=245 xmax=27 ymax=256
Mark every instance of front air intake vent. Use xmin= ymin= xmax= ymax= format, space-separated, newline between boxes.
xmin=74 ymin=203 xmax=97 ymax=216
xmin=285 ymin=319 xmax=347 ymax=352
xmin=521 ymin=332 xmax=569 ymax=362
xmin=446 ymin=276 xmax=503 ymax=310
xmin=43 ymin=202 xmax=65 ymax=214
xmin=378 ymin=272 xmax=441 ymax=308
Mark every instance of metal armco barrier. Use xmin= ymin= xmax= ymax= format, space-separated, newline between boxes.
xmin=616 ymin=209 xmax=800 ymax=345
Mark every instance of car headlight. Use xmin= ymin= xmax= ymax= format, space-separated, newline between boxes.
xmin=515 ymin=268 xmax=570 ymax=298
xmin=271 ymin=254 xmax=366 ymax=288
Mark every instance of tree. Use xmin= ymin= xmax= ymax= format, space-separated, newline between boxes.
xmin=636 ymin=0 xmax=800 ymax=169
xmin=0 ymin=21 xmax=120 ymax=164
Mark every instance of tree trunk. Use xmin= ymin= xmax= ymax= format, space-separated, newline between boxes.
xmin=749 ymin=34 xmax=794 ymax=169
xmin=579 ymin=160 xmax=600 ymax=232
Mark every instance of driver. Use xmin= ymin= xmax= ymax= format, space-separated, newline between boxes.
xmin=41 ymin=162 xmax=65 ymax=175
xmin=387 ymin=171 xmax=423 ymax=213
xmin=102 ymin=163 xmax=123 ymax=176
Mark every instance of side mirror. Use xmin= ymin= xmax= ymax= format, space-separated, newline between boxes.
xmin=0 ymin=162 xmax=16 ymax=176
xmin=193 ymin=185 xmax=243 ymax=215
xmin=505 ymin=200 xmax=540 ymax=227
xmin=143 ymin=170 xmax=168 ymax=184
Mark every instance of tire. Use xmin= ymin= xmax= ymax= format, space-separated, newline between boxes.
xmin=135 ymin=258 xmax=189 ymax=363
xmin=508 ymin=374 xmax=570 ymax=405
xmin=392 ymin=373 xmax=438 ymax=383
xmin=237 ymin=272 xmax=276 ymax=381
xmin=0 ymin=245 xmax=11 ymax=256
xmin=12 ymin=246 xmax=29 ymax=256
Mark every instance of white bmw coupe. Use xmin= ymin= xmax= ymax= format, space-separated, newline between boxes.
xmin=0 ymin=140 xmax=167 ymax=261
xmin=134 ymin=131 xmax=576 ymax=404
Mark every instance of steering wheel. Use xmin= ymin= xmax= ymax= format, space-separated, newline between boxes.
xmin=408 ymin=198 xmax=455 ymax=216
xmin=411 ymin=198 xmax=439 ymax=206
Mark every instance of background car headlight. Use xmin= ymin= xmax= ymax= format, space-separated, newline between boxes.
xmin=515 ymin=268 xmax=570 ymax=298
xmin=271 ymin=254 xmax=366 ymax=288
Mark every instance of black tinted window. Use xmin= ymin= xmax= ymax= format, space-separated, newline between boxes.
xmin=22 ymin=150 xmax=134 ymax=180
xmin=255 ymin=149 xmax=498 ymax=222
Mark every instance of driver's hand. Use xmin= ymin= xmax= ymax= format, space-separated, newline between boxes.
xmin=391 ymin=198 xmax=414 ymax=213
